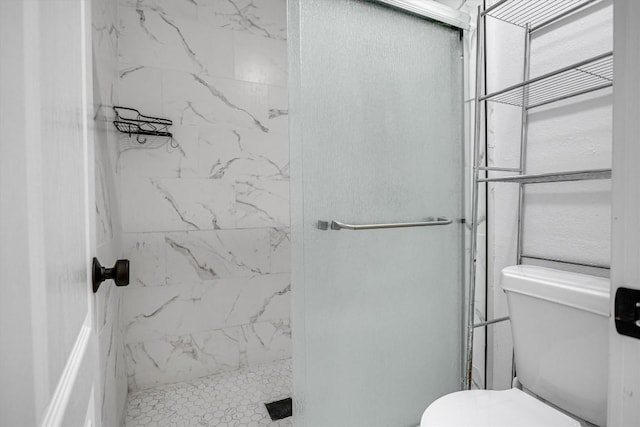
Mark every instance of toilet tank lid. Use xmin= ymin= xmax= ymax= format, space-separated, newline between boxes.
xmin=501 ymin=265 xmax=610 ymax=317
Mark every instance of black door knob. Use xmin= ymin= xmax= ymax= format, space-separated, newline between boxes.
xmin=92 ymin=257 xmax=130 ymax=293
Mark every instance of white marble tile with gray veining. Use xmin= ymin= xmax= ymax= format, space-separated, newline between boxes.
xmin=164 ymin=229 xmax=272 ymax=282
xmin=122 ymin=232 xmax=168 ymax=287
xmin=269 ymin=228 xmax=290 ymax=273
xmin=121 ymin=227 xmax=290 ymax=286
xmin=93 ymin=60 xmax=118 ymax=122
xmin=173 ymin=126 xmax=201 ymax=179
xmin=197 ymin=126 xmax=289 ymax=181
xmin=119 ymin=176 xmax=236 ymax=232
xmin=95 ymin=273 xmax=122 ymax=335
xmin=93 ymin=0 xmax=128 ymax=423
xmin=234 ymin=31 xmax=287 ymax=87
xmin=235 ymin=179 xmax=289 ymax=228
xmin=118 ymin=64 xmax=164 ymax=118
xmin=124 ymin=318 xmax=290 ymax=391
xmin=95 ymin=149 xmax=114 ymax=246
xmin=194 ymin=127 xmax=246 ymax=180
xmin=119 ymin=0 xmax=198 ymax=21
xmin=117 ymin=133 xmax=183 ymax=179
xmin=197 ymin=0 xmax=287 ymax=41
xmin=94 ymin=0 xmax=119 ymax=52
xmin=162 ymin=69 xmax=270 ymax=133
xmin=94 ymin=36 xmax=120 ymax=248
xmin=93 ymin=0 xmax=119 ymax=106
xmin=98 ymin=291 xmax=128 ymax=426
xmin=123 ymin=273 xmax=290 ymax=343
xmin=267 ymin=85 xmax=288 ymax=136
xmin=118 ymin=5 xmax=234 ymax=78
xmin=125 ymin=328 xmax=243 ymax=391
xmin=241 ymin=318 xmax=290 ymax=368
xmin=116 ymin=124 xmax=202 ymax=180
xmin=114 ymin=0 xmax=291 ymax=396
xmin=96 ymin=118 xmax=122 ymax=197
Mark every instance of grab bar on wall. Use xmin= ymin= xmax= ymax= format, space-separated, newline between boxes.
xmin=317 ymin=217 xmax=452 ymax=231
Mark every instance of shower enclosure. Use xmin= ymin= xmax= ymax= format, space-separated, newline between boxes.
xmin=289 ymin=0 xmax=467 ymax=426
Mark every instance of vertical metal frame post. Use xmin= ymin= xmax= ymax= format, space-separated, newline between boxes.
xmin=516 ymin=25 xmax=532 ymax=265
xmin=465 ymin=5 xmax=485 ymax=390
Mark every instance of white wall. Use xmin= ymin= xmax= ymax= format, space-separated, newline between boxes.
xmin=484 ymin=1 xmax=613 ymax=389
xmin=0 ymin=3 xmax=37 ymax=423
xmin=114 ymin=0 xmax=290 ymax=391
xmin=609 ymin=1 xmax=640 ymax=423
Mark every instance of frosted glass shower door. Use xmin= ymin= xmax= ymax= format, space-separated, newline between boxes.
xmin=289 ymin=1 xmax=464 ymax=426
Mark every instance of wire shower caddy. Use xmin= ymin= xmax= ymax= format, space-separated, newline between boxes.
xmin=112 ymin=106 xmax=173 ymax=145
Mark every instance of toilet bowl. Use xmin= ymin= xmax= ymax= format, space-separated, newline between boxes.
xmin=420 ymin=389 xmax=579 ymax=426
xmin=421 ymin=265 xmax=610 ymax=427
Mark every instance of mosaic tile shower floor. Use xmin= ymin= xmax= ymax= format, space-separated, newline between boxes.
xmin=125 ymin=359 xmax=292 ymax=427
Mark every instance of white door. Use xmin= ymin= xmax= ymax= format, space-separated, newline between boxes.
xmin=0 ymin=0 xmax=98 ymax=426
xmin=609 ymin=1 xmax=640 ymax=425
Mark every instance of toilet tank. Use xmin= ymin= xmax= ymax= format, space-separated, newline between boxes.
xmin=501 ymin=265 xmax=609 ymax=427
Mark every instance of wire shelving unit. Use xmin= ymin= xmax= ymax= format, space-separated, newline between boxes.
xmin=465 ymin=0 xmax=613 ymax=390
xmin=481 ymin=52 xmax=613 ymax=109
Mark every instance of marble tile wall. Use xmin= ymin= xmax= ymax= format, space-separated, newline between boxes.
xmin=115 ymin=0 xmax=290 ymax=391
xmin=92 ymin=0 xmax=128 ymax=424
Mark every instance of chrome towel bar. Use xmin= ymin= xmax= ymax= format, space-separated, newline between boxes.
xmin=317 ymin=217 xmax=452 ymax=231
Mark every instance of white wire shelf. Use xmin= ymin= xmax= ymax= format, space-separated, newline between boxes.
xmin=483 ymin=0 xmax=600 ymax=31
xmin=477 ymin=168 xmax=611 ymax=184
xmin=480 ymin=52 xmax=613 ymax=110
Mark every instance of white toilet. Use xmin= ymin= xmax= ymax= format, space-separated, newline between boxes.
xmin=421 ymin=265 xmax=610 ymax=427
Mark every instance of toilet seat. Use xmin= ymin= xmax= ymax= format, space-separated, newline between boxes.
xmin=420 ymin=388 xmax=580 ymax=427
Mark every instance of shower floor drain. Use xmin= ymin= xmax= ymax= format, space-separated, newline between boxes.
xmin=265 ymin=397 xmax=292 ymax=420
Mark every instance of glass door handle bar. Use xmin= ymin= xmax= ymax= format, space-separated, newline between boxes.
xmin=322 ymin=217 xmax=452 ymax=231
